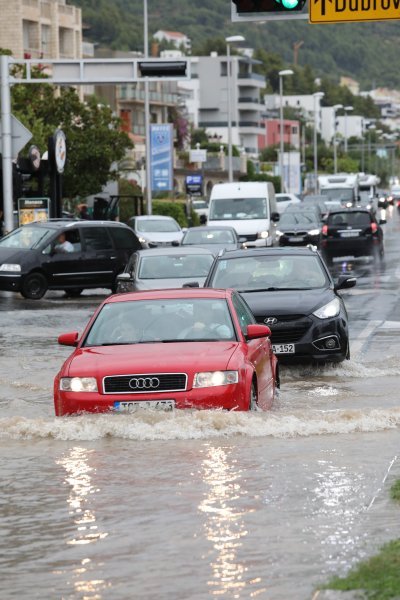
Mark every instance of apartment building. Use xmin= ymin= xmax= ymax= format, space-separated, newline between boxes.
xmin=0 ymin=0 xmax=82 ymax=59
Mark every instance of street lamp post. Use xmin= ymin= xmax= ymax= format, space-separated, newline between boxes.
xmin=278 ymin=69 xmax=293 ymax=193
xmin=144 ymin=0 xmax=152 ymax=214
xmin=226 ymin=35 xmax=245 ymax=182
xmin=344 ymin=105 xmax=353 ymax=154
xmin=333 ymin=104 xmax=343 ymax=174
xmin=313 ymin=91 xmax=324 ymax=193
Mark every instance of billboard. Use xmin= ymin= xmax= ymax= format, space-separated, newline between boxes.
xmin=150 ymin=124 xmax=173 ymax=192
xmin=18 ymin=197 xmax=50 ymax=226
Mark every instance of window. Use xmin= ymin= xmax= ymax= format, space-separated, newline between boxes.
xmin=109 ymin=227 xmax=141 ymax=251
xmin=232 ymin=293 xmax=255 ymax=335
xmin=82 ymin=227 xmax=113 ymax=251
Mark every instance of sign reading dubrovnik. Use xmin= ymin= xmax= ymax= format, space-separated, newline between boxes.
xmin=309 ymin=0 xmax=400 ymax=22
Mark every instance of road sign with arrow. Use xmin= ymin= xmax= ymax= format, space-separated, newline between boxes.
xmin=309 ymin=0 xmax=400 ymax=23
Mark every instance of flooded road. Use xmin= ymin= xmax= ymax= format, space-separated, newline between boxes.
xmin=1 ymin=211 xmax=400 ymax=599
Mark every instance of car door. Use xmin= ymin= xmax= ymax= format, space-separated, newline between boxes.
xmin=80 ymin=226 xmax=116 ymax=287
xmin=41 ymin=228 xmax=86 ymax=288
xmin=232 ymin=293 xmax=273 ymax=401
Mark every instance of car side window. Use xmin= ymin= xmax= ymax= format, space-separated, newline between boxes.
xmin=232 ymin=293 xmax=255 ymax=335
xmin=82 ymin=227 xmax=113 ymax=251
xmin=110 ymin=227 xmax=141 ymax=252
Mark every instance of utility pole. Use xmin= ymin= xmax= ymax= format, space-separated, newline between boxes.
xmin=293 ymin=40 xmax=304 ymax=66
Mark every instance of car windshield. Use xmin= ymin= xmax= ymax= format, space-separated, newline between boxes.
xmin=328 ymin=212 xmax=371 ymax=228
xmin=83 ymin=298 xmax=236 ymax=345
xmin=136 ymin=219 xmax=180 ymax=233
xmin=209 ymin=197 xmax=268 ymax=220
xmin=183 ymin=229 xmax=236 ymax=245
xmin=211 ymin=254 xmax=328 ymax=291
xmin=280 ymin=213 xmax=318 ymax=227
xmin=138 ymin=253 xmax=213 ymax=279
xmin=320 ymin=188 xmax=353 ymax=202
xmin=0 ymin=225 xmax=55 ymax=249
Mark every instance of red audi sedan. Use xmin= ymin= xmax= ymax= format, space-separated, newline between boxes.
xmin=54 ymin=288 xmax=278 ymax=416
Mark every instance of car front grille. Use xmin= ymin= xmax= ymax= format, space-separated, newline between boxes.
xmin=256 ymin=315 xmax=311 ymax=344
xmin=243 ymin=234 xmax=258 ymax=242
xmin=103 ymin=373 xmax=187 ymax=394
xmin=283 ymin=230 xmax=308 ymax=236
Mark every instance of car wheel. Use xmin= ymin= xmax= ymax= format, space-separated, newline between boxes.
xmin=64 ymin=288 xmax=83 ymax=297
xmin=20 ymin=272 xmax=48 ymax=300
xmin=249 ymin=381 xmax=259 ymax=411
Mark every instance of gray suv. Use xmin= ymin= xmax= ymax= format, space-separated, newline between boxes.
xmin=0 ymin=220 xmax=142 ymax=299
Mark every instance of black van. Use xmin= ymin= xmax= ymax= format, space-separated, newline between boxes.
xmin=0 ymin=220 xmax=142 ymax=299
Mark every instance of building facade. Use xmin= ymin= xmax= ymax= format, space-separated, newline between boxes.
xmin=0 ymin=0 xmax=82 ymax=59
xmin=258 ymin=118 xmax=300 ymax=151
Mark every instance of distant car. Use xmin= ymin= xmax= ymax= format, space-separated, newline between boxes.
xmin=276 ymin=210 xmax=321 ymax=247
xmin=283 ymin=203 xmax=323 ymax=224
xmin=320 ymin=208 xmax=385 ymax=264
xmin=116 ymin=246 xmax=215 ymax=293
xmin=127 ymin=215 xmax=183 ymax=248
xmin=204 ymin=246 xmax=356 ymax=364
xmin=180 ymin=225 xmax=244 ymax=253
xmin=275 ymin=193 xmax=301 ymax=214
xmin=53 ymin=287 xmax=278 ymax=415
xmin=302 ymin=194 xmax=346 ymax=219
xmin=191 ymin=199 xmax=209 ymax=220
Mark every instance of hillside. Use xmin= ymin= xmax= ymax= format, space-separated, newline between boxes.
xmin=74 ymin=0 xmax=400 ymax=90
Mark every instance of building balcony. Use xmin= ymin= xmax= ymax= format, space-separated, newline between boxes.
xmin=238 ymin=98 xmax=262 ymax=111
xmin=238 ymin=73 xmax=265 ymax=89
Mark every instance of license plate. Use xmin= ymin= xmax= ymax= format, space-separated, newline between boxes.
xmin=272 ymin=343 xmax=295 ymax=354
xmin=340 ymin=231 xmax=359 ymax=237
xmin=114 ymin=400 xmax=175 ymax=412
xmin=288 ymin=236 xmax=304 ymax=242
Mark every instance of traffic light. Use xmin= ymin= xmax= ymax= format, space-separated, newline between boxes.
xmin=232 ymin=0 xmax=306 ymax=12
xmin=138 ymin=60 xmax=189 ymax=80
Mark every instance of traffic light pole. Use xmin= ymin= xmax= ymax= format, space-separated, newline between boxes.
xmin=1 ymin=55 xmax=13 ymax=234
xmin=144 ymin=0 xmax=152 ymax=215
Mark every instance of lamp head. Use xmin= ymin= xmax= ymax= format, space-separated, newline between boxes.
xmin=279 ymin=69 xmax=294 ymax=77
xmin=225 ymin=35 xmax=245 ymax=44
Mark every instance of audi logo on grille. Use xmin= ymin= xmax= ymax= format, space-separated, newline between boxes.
xmin=264 ymin=317 xmax=278 ymax=325
xmin=129 ymin=377 xmax=160 ymax=390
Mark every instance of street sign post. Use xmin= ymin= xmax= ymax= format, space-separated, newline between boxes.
xmin=0 ymin=115 xmax=32 ymax=157
xmin=309 ymin=0 xmax=400 ymax=23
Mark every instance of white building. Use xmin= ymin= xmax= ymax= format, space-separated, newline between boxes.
xmin=153 ymin=30 xmax=191 ymax=53
xmin=264 ymin=93 xmax=324 ymax=133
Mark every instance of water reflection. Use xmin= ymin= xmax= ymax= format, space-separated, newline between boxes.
xmin=199 ymin=445 xmax=266 ymax=597
xmin=57 ymin=446 xmax=108 ymax=599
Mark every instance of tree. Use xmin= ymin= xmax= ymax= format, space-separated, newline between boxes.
xmin=11 ymin=76 xmax=132 ymax=198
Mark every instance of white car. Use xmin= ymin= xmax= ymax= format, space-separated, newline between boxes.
xmin=127 ymin=215 xmax=184 ymax=248
xmin=275 ymin=193 xmax=301 ymax=214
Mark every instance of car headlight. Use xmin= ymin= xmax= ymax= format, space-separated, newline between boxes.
xmin=0 ymin=263 xmax=21 ymax=272
xmin=276 ymin=230 xmax=283 ymax=237
xmin=257 ymin=231 xmax=269 ymax=239
xmin=307 ymin=229 xmax=320 ymax=236
xmin=313 ymin=298 xmax=341 ymax=319
xmin=193 ymin=370 xmax=238 ymax=388
xmin=138 ymin=236 xmax=148 ymax=244
xmin=60 ymin=377 xmax=98 ymax=392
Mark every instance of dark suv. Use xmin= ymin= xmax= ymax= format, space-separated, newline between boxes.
xmin=320 ymin=208 xmax=385 ymax=264
xmin=0 ymin=220 xmax=142 ymax=299
xmin=204 ymin=246 xmax=356 ymax=364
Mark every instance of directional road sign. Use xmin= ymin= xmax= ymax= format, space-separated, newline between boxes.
xmin=0 ymin=115 xmax=32 ymax=157
xmin=309 ymin=0 xmax=400 ymax=23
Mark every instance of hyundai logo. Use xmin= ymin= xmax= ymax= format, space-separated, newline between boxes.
xmin=129 ymin=377 xmax=160 ymax=390
xmin=264 ymin=317 xmax=278 ymax=325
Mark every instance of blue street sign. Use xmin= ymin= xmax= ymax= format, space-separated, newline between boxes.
xmin=150 ymin=124 xmax=173 ymax=192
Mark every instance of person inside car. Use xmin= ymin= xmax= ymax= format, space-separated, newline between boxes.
xmin=55 ymin=233 xmax=74 ymax=253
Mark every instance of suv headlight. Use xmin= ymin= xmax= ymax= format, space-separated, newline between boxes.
xmin=0 ymin=263 xmax=21 ymax=272
xmin=138 ymin=236 xmax=148 ymax=244
xmin=276 ymin=230 xmax=283 ymax=237
xmin=313 ymin=298 xmax=340 ymax=319
xmin=257 ymin=231 xmax=269 ymax=239
xmin=60 ymin=377 xmax=98 ymax=392
xmin=193 ymin=370 xmax=238 ymax=388
xmin=307 ymin=229 xmax=320 ymax=236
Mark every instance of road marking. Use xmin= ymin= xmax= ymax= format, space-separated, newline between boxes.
xmin=351 ymin=320 xmax=383 ymax=358
xmin=367 ymin=455 xmax=398 ymax=510
xmin=379 ymin=320 xmax=400 ymax=330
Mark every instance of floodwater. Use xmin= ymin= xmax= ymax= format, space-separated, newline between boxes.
xmin=1 ymin=213 xmax=400 ymax=599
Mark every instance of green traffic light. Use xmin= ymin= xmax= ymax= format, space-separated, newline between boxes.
xmin=275 ymin=0 xmax=300 ymax=8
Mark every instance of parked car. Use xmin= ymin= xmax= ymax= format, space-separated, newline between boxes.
xmin=320 ymin=208 xmax=385 ymax=264
xmin=127 ymin=215 xmax=183 ymax=248
xmin=276 ymin=210 xmax=322 ymax=247
xmin=275 ymin=193 xmax=301 ymax=214
xmin=53 ymin=287 xmax=278 ymax=415
xmin=0 ymin=220 xmax=142 ymax=299
xmin=180 ymin=225 xmax=244 ymax=253
xmin=204 ymin=246 xmax=356 ymax=364
xmin=116 ymin=246 xmax=215 ymax=293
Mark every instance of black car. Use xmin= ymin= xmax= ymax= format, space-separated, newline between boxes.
xmin=276 ymin=210 xmax=322 ymax=247
xmin=320 ymin=208 xmax=385 ymax=264
xmin=0 ymin=220 xmax=142 ymax=299
xmin=180 ymin=225 xmax=244 ymax=253
xmin=204 ymin=246 xmax=356 ymax=364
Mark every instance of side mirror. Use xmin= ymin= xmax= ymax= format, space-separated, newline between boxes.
xmin=58 ymin=331 xmax=79 ymax=347
xmin=182 ymin=281 xmax=200 ymax=288
xmin=379 ymin=218 xmax=387 ymax=225
xmin=246 ymin=323 xmax=271 ymax=340
xmin=171 ymin=240 xmax=180 ymax=246
xmin=334 ymin=275 xmax=357 ymax=291
xmin=117 ymin=272 xmax=132 ymax=282
xmin=271 ymin=212 xmax=280 ymax=222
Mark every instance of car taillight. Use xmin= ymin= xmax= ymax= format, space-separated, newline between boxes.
xmin=322 ymin=224 xmax=328 ymax=236
xmin=370 ymin=222 xmax=378 ymax=233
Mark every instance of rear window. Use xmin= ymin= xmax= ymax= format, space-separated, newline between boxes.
xmin=328 ymin=212 xmax=371 ymax=228
xmin=109 ymin=227 xmax=141 ymax=251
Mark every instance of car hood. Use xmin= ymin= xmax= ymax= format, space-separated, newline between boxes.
xmin=66 ymin=341 xmax=239 ymax=379
xmin=182 ymin=243 xmax=238 ymax=254
xmin=133 ymin=276 xmax=207 ymax=290
xmin=0 ymin=247 xmax=27 ymax=264
xmin=138 ymin=232 xmax=183 ymax=243
xmin=241 ymin=288 xmax=334 ymax=317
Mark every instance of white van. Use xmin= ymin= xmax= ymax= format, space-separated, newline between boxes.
xmin=207 ymin=181 xmax=280 ymax=247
